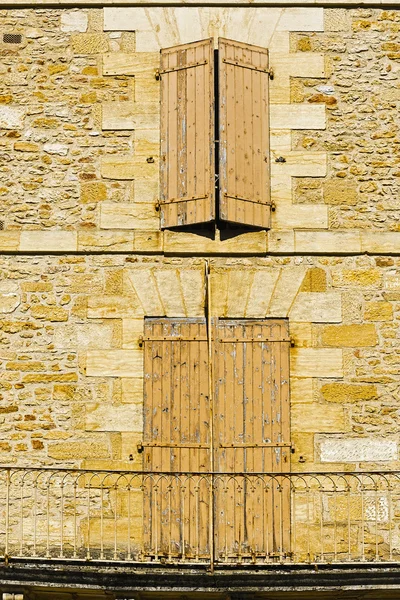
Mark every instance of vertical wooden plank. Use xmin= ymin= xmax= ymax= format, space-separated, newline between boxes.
xmin=166 ymin=53 xmax=178 ymax=227
xmin=186 ymin=44 xmax=196 ymax=223
xmin=218 ymin=38 xmax=271 ymax=228
xmin=160 ymin=39 xmax=214 ymax=228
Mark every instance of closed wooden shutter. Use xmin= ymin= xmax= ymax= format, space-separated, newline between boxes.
xmin=143 ymin=317 xmax=290 ymax=560
xmin=143 ymin=318 xmax=210 ymax=558
xmin=218 ymin=39 xmax=271 ymax=228
xmin=160 ymin=39 xmax=215 ymax=228
xmin=213 ymin=319 xmax=291 ymax=558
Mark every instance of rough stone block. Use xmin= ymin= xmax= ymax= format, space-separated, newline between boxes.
xmin=272 ymin=204 xmax=328 ymax=229
xmin=290 ymin=323 xmax=313 ymax=348
xmin=102 ymin=102 xmax=135 ymax=130
xmin=322 ymin=324 xmax=377 ymax=347
xmin=101 ymin=155 xmax=158 ymax=180
xmin=270 ymin=105 xmax=326 ymax=130
xmin=164 ymin=231 xmax=267 ymax=255
xmin=48 ymin=440 xmax=110 ymax=459
xmin=292 ymin=404 xmax=346 ymax=433
xmin=321 ymin=383 xmax=378 ymax=404
xmin=122 ymin=319 xmax=144 ymax=349
xmin=133 ymin=231 xmax=163 ymax=252
xmin=31 ymin=305 xmax=68 ymax=322
xmin=276 ymin=8 xmax=324 ymax=31
xmin=121 ymin=378 xmax=143 ymax=404
xmin=135 ymin=75 xmax=160 ymax=102
xmin=0 ymin=232 xmax=20 ymax=251
xmin=43 ymin=143 xmax=69 ymax=156
xmin=300 ymin=268 xmax=327 ymax=292
xmin=319 ymin=438 xmax=398 ymax=463
xmin=0 ymin=106 xmax=25 ymax=129
xmin=324 ymin=180 xmax=358 ymax=205
xmin=272 ymin=53 xmax=325 ymax=78
xmin=104 ymin=7 xmax=151 ymax=31
xmin=0 ymin=282 xmax=20 ymax=314
xmin=20 ymin=231 xmax=77 ymax=252
xmin=88 ymin=296 xmax=142 ymax=319
xmin=271 ymin=152 xmax=327 ymax=177
xmin=102 ymin=102 xmax=159 ymax=130
xmin=86 ymin=404 xmax=142 ymax=432
xmin=295 ymin=231 xmax=361 ymax=253
xmin=268 ymin=267 xmax=307 ymax=317
xmin=245 ymin=270 xmax=280 ymax=318
xmin=364 ymin=301 xmax=393 ymax=322
xmin=86 ymin=350 xmax=143 ymax=378
xmin=126 ymin=270 xmax=163 ymax=315
xmin=134 ymin=179 xmax=159 ymax=203
xmin=291 ymin=348 xmax=343 ymax=378
xmin=78 ymin=232 xmax=133 ymax=252
xmin=80 ymin=181 xmax=107 ymax=203
xmin=290 ymin=377 xmax=313 ymax=404
xmin=289 ymin=292 xmax=342 ymax=323
xmin=61 ymin=11 xmax=88 ymax=32
xmin=267 ymin=230 xmax=295 ymax=253
xmin=71 ymin=33 xmax=109 ymax=54
xmin=100 ymin=202 xmax=159 ymax=230
xmin=180 ymin=269 xmax=204 ymax=317
xmin=103 ymin=52 xmax=159 ymax=76
xmin=153 ymin=269 xmax=186 ymax=316
xmin=333 ymin=268 xmax=382 ymax=289
xmin=324 ymin=9 xmax=351 ymax=32
xmin=361 ymin=232 xmax=400 ymax=254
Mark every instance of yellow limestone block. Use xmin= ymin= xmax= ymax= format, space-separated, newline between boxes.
xmin=86 ymin=350 xmax=144 ymax=378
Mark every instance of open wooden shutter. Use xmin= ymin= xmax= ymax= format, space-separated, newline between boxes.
xmin=218 ymin=39 xmax=271 ymax=228
xmin=213 ymin=319 xmax=291 ymax=558
xmin=160 ymin=39 xmax=215 ymax=228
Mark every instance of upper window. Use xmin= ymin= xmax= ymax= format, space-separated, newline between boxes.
xmin=159 ymin=38 xmax=271 ymax=230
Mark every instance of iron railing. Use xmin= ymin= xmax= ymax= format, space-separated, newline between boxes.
xmin=0 ymin=468 xmax=399 ymax=566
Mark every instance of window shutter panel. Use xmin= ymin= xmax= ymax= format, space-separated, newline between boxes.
xmin=143 ymin=318 xmax=211 ymax=559
xmin=160 ymin=39 xmax=215 ymax=228
xmin=218 ymin=39 xmax=271 ymax=228
xmin=213 ymin=319 xmax=290 ymax=557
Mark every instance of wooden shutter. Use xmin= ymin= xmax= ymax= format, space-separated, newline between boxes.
xmin=143 ymin=318 xmax=210 ymax=558
xmin=160 ymin=39 xmax=215 ymax=228
xmin=218 ymin=38 xmax=271 ymax=228
xmin=213 ymin=319 xmax=291 ymax=558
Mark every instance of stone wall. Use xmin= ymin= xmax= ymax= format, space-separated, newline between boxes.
xmin=0 ymin=254 xmax=399 ymax=471
xmin=2 ymin=7 xmax=400 ymax=254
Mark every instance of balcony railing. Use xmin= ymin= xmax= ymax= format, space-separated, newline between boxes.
xmin=0 ymin=468 xmax=399 ymax=566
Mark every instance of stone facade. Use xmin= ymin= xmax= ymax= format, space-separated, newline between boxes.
xmin=1 ymin=4 xmax=400 ymax=592
xmin=1 ymin=254 xmax=399 ymax=471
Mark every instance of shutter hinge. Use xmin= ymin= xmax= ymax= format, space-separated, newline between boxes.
xmin=155 ymin=69 xmax=161 ymax=81
xmin=290 ymin=337 xmax=295 ymax=347
xmin=138 ymin=335 xmax=144 ymax=347
xmin=155 ymin=201 xmax=161 ymax=212
xmin=268 ymin=67 xmax=274 ymax=80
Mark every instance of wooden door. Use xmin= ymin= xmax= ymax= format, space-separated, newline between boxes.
xmin=213 ymin=319 xmax=291 ymax=560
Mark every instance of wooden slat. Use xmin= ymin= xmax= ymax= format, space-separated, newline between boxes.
xmin=160 ymin=39 xmax=215 ymax=228
xmin=218 ymin=38 xmax=271 ymax=228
